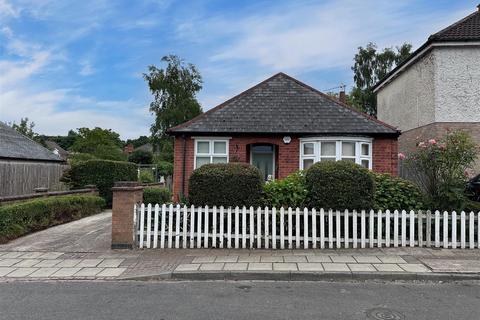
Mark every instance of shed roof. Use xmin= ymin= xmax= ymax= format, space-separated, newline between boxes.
xmin=168 ymin=73 xmax=399 ymax=136
xmin=0 ymin=122 xmax=63 ymax=162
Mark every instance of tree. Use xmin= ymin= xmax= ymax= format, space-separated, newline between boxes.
xmin=128 ymin=150 xmax=153 ymax=164
xmin=350 ymin=42 xmax=412 ymax=116
xmin=70 ymin=127 xmax=126 ymax=161
xmin=125 ymin=135 xmax=151 ymax=149
xmin=11 ymin=118 xmax=39 ymax=141
xmin=144 ymin=55 xmax=203 ymax=160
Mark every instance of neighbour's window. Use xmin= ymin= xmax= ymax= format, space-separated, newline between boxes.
xmin=300 ymin=138 xmax=372 ymax=170
xmin=194 ymin=139 xmax=229 ymax=169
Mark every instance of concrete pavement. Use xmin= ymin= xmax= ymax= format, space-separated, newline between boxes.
xmin=1 ymin=281 xmax=479 ymax=319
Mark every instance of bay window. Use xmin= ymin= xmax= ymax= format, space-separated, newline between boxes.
xmin=194 ymin=138 xmax=229 ymax=169
xmin=300 ymin=137 xmax=372 ymax=170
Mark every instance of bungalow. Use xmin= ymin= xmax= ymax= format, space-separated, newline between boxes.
xmin=168 ymin=73 xmax=400 ymax=200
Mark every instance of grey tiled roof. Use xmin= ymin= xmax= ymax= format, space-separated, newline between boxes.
xmin=169 ymin=73 xmax=398 ymax=136
xmin=429 ymin=7 xmax=480 ymax=42
xmin=0 ymin=122 xmax=63 ymax=162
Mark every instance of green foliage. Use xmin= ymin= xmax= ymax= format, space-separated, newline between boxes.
xmin=405 ymin=130 xmax=478 ymax=211
xmin=128 ymin=150 xmax=153 ymax=164
xmin=350 ymin=42 xmax=412 ymax=115
xmin=189 ymin=163 xmax=264 ymax=207
xmin=68 ymin=153 xmax=97 ymax=166
xmin=61 ymin=160 xmax=137 ymax=205
xmin=153 ymin=158 xmax=174 ymax=176
xmin=10 ymin=117 xmax=42 ymax=143
xmin=263 ymin=171 xmax=307 ymax=208
xmin=42 ymin=130 xmax=80 ymax=150
xmin=0 ymin=195 xmax=105 ymax=243
xmin=143 ymin=187 xmax=172 ymax=205
xmin=125 ymin=135 xmax=151 ymax=148
xmin=70 ymin=127 xmax=126 ymax=161
xmin=372 ymin=173 xmax=425 ymax=211
xmin=138 ymin=170 xmax=154 ymax=183
xmin=305 ymin=161 xmax=374 ymax=210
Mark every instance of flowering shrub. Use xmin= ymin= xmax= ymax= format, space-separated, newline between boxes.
xmin=262 ymin=171 xmax=307 ymax=208
xmin=404 ymin=130 xmax=478 ymax=211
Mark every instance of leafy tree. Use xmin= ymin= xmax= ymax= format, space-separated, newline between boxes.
xmin=350 ymin=42 xmax=412 ymax=116
xmin=70 ymin=127 xmax=126 ymax=161
xmin=128 ymin=150 xmax=153 ymax=164
xmin=44 ymin=130 xmax=80 ymax=150
xmin=125 ymin=135 xmax=151 ymax=149
xmin=144 ymin=55 xmax=203 ymax=159
xmin=11 ymin=118 xmax=39 ymax=141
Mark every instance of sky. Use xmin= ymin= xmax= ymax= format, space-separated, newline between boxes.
xmin=0 ymin=0 xmax=477 ymax=139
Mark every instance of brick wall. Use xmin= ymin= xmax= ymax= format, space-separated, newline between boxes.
xmin=173 ymin=135 xmax=399 ymax=200
xmin=399 ymin=122 xmax=480 ymax=173
xmin=372 ymin=138 xmax=398 ymax=176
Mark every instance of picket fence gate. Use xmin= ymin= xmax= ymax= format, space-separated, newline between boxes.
xmin=134 ymin=204 xmax=480 ymax=250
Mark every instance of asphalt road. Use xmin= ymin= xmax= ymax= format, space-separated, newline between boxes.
xmin=0 ymin=280 xmax=479 ymax=320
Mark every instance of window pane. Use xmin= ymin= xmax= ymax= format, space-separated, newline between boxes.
xmin=303 ymin=143 xmax=314 ymax=155
xmin=320 ymin=157 xmax=335 ymax=162
xmin=303 ymin=158 xmax=314 ymax=170
xmin=195 ymin=156 xmax=210 ymax=168
xmin=212 ymin=156 xmax=227 ymax=164
xmin=361 ymin=159 xmax=370 ymax=168
xmin=213 ymin=141 xmax=226 ymax=154
xmin=361 ymin=144 xmax=370 ymax=156
xmin=197 ymin=141 xmax=209 ymax=154
xmin=342 ymin=142 xmax=355 ymax=157
xmin=341 ymin=158 xmax=355 ymax=162
xmin=321 ymin=142 xmax=336 ymax=156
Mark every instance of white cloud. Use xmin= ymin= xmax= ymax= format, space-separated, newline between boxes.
xmin=79 ymin=59 xmax=95 ymax=76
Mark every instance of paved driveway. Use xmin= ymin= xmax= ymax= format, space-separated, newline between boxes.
xmin=0 ymin=210 xmax=112 ymax=252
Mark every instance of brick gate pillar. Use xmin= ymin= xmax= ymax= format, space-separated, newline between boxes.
xmin=111 ymin=181 xmax=143 ymax=249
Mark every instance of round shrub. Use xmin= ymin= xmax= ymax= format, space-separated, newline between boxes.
xmin=139 ymin=169 xmax=154 ymax=183
xmin=188 ymin=163 xmax=264 ymax=207
xmin=61 ymin=160 xmax=137 ymax=205
xmin=372 ymin=173 xmax=425 ymax=210
xmin=154 ymin=160 xmax=174 ymax=177
xmin=143 ymin=187 xmax=172 ymax=205
xmin=263 ymin=171 xmax=307 ymax=208
xmin=305 ymin=161 xmax=374 ymax=210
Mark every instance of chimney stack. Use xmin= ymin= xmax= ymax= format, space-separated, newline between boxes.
xmin=338 ymin=84 xmax=346 ymax=104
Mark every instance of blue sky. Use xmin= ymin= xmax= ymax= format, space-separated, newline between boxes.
xmin=0 ymin=0 xmax=477 ymax=139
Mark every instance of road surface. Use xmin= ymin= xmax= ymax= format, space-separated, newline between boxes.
xmin=0 ymin=280 xmax=478 ymax=319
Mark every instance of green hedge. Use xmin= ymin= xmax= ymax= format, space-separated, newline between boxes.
xmin=305 ymin=161 xmax=374 ymax=210
xmin=62 ymin=160 xmax=137 ymax=205
xmin=262 ymin=171 xmax=307 ymax=208
xmin=143 ymin=187 xmax=172 ymax=205
xmin=372 ymin=173 xmax=425 ymax=211
xmin=0 ymin=195 xmax=105 ymax=243
xmin=189 ymin=163 xmax=264 ymax=207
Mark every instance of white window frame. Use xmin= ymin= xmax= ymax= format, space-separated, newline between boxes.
xmin=299 ymin=137 xmax=373 ymax=170
xmin=193 ymin=138 xmax=230 ymax=169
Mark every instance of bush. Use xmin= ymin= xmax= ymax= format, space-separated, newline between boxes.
xmin=263 ymin=171 xmax=307 ymax=208
xmin=139 ymin=169 xmax=155 ymax=183
xmin=0 ymin=195 xmax=105 ymax=243
xmin=128 ymin=150 xmax=153 ymax=164
xmin=143 ymin=187 xmax=172 ymax=205
xmin=68 ymin=153 xmax=97 ymax=166
xmin=189 ymin=163 xmax=264 ymax=207
xmin=305 ymin=161 xmax=374 ymax=210
xmin=372 ymin=173 xmax=425 ymax=211
xmin=154 ymin=160 xmax=174 ymax=177
xmin=62 ymin=160 xmax=137 ymax=205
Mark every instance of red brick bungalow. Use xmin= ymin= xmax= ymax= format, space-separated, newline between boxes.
xmin=168 ymin=73 xmax=400 ymax=201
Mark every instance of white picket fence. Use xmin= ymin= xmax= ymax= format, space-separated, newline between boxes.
xmin=134 ymin=204 xmax=480 ymax=250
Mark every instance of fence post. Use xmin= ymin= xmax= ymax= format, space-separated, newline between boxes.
xmin=111 ymin=181 xmax=144 ymax=249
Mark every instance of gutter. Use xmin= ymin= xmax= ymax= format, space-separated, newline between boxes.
xmin=181 ymin=135 xmax=187 ymax=197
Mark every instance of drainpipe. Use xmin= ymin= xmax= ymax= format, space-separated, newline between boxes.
xmin=181 ymin=134 xmax=187 ymax=197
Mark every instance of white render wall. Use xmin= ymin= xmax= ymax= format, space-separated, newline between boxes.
xmin=376 ymin=45 xmax=480 ymax=131
xmin=434 ymin=46 xmax=480 ymax=122
xmin=376 ymin=51 xmax=436 ymax=132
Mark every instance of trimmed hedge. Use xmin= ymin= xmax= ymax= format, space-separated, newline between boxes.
xmin=262 ymin=171 xmax=307 ymax=208
xmin=0 ymin=195 xmax=105 ymax=243
xmin=372 ymin=173 xmax=425 ymax=211
xmin=62 ymin=159 xmax=137 ymax=205
xmin=143 ymin=187 xmax=172 ymax=205
xmin=305 ymin=161 xmax=374 ymax=210
xmin=189 ymin=163 xmax=264 ymax=207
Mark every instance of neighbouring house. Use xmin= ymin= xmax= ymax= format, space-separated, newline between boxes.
xmin=0 ymin=122 xmax=68 ymax=197
xmin=168 ymin=73 xmax=400 ymax=200
xmin=44 ymin=140 xmax=69 ymax=160
xmin=374 ymin=5 xmax=480 ymax=173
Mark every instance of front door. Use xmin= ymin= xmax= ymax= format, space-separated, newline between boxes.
xmin=251 ymin=145 xmax=275 ymax=181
